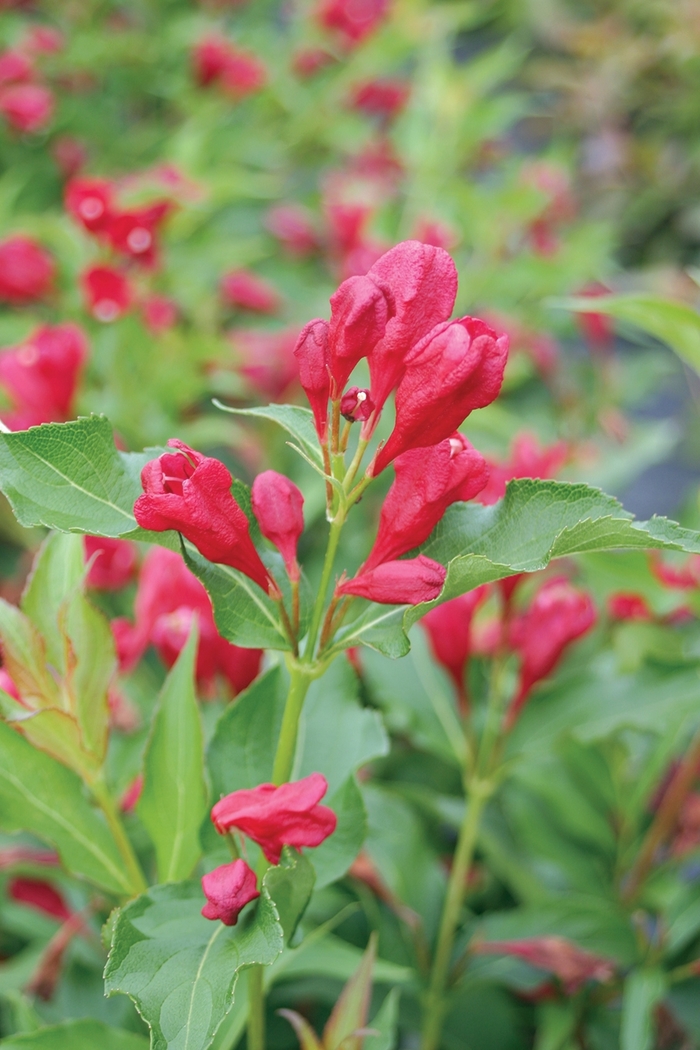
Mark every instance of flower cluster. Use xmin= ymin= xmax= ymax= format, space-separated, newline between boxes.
xmin=0 ymin=39 xmax=56 ymax=135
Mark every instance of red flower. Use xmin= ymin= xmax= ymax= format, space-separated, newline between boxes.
xmin=265 ymin=204 xmax=319 ymax=257
xmin=51 ymin=136 xmax=88 ymax=179
xmin=150 ymin=605 xmax=262 ymax=694
xmin=575 ymin=282 xmax=614 ymax=355
xmin=0 ymin=236 xmax=54 ymax=305
xmin=85 ymin=537 xmax=137 ymax=590
xmin=372 ymin=316 xmax=508 ymax=475
xmin=608 ymin=592 xmax=652 ymax=622
xmin=134 ymin=439 xmax=275 ymax=594
xmin=364 ymin=436 xmax=489 ymax=571
xmin=220 ymin=269 xmax=282 ymax=314
xmin=328 ymin=273 xmax=393 ymax=392
xmin=22 ymin=26 xmax=64 ymax=55
xmin=349 ymin=78 xmax=409 ymax=120
xmin=82 ymin=265 xmax=132 ymax=322
xmin=65 ymin=176 xmax=115 ymax=234
xmin=421 ymin=587 xmax=489 ymax=708
xmin=192 ymin=36 xmax=266 ymax=97
xmin=337 ymin=555 xmax=446 ymax=606
xmin=365 ymin=241 xmax=458 ymax=412
xmin=211 ymin=772 xmax=337 ymax=864
xmin=140 ymin=294 xmax=179 ymax=334
xmin=201 ymin=859 xmax=259 ymax=926
xmin=340 ymin=386 xmax=374 ymax=422
xmin=477 ymin=433 xmax=568 ymax=506
xmin=649 ymin=551 xmax=700 ymax=590
xmin=475 ymin=937 xmax=614 ymax=994
xmin=229 ymin=325 xmax=300 ymax=400
xmin=412 ymin=218 xmax=457 ymax=250
xmin=0 ymin=50 xmax=33 ymax=87
xmin=0 ymin=323 xmax=87 ymax=429
xmin=9 ymin=877 xmax=71 ymax=921
xmin=0 ymin=83 xmax=53 ymax=133
xmin=506 ymin=578 xmax=596 ymax=727
xmin=292 ymin=47 xmax=335 ymax=79
xmin=293 ymin=319 xmax=331 ymax=440
xmin=104 ymin=201 xmax=171 ymax=267
xmin=317 ymin=0 xmax=391 ymax=48
xmin=251 ymin=470 xmax=304 ymax=579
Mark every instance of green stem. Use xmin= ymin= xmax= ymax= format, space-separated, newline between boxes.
xmin=420 ymin=780 xmax=491 ymax=1050
xmin=91 ymin=778 xmax=147 ymax=897
xmin=247 ymin=965 xmax=265 ymax=1050
xmin=304 ymin=516 xmax=344 ymax=660
xmin=272 ymin=661 xmax=315 ymax=786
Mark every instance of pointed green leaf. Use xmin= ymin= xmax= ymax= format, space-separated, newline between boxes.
xmin=21 ymin=533 xmax=85 ymax=673
xmin=0 ymin=720 xmax=133 ymax=896
xmin=0 ymin=600 xmax=61 ymax=708
xmin=264 ymin=848 xmax=315 ymax=944
xmin=310 ymin=777 xmax=367 ymax=890
xmin=0 ymin=1020 xmax=148 ymax=1050
xmin=63 ymin=589 xmax=115 ymax=761
xmin=364 ymin=989 xmax=400 ymax=1050
xmin=138 ymin=625 xmax=208 ymax=883
xmin=278 ymin=1010 xmax=323 ymax=1050
xmin=214 ymin=403 xmax=323 ymax=467
xmin=621 ymin=969 xmax=666 ymax=1050
xmin=323 ymin=933 xmax=376 ymax=1050
xmin=104 ymin=881 xmax=284 ymax=1050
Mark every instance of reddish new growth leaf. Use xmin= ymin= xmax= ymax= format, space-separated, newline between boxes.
xmin=201 ymin=859 xmax=260 ymax=926
xmin=252 ymin=470 xmax=304 ymax=579
xmin=220 ymin=269 xmax=282 ymax=314
xmin=337 ymin=555 xmax=446 ymax=606
xmin=84 ymin=536 xmax=137 ymax=590
xmin=9 ymin=877 xmax=71 ymax=922
xmin=476 ymin=433 xmax=568 ymax=506
xmin=211 ymin=772 xmax=337 ymax=864
xmin=476 ymin=937 xmax=615 ymax=994
xmin=422 ymin=587 xmax=489 ymax=711
xmin=506 ymin=577 xmax=596 ymax=727
xmin=134 ymin=440 xmax=275 ymax=594
xmin=0 ymin=236 xmax=54 ymax=305
xmin=0 ymin=323 xmax=87 ymax=429
xmin=82 ymin=265 xmax=132 ymax=322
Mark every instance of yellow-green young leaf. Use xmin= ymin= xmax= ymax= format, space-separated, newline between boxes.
xmin=62 ymin=591 xmax=115 ymax=763
xmin=138 ymin=624 xmax=207 ymax=883
xmin=0 ymin=1019 xmax=148 ymax=1050
xmin=0 ymin=720 xmax=133 ymax=896
xmin=0 ymin=601 xmax=61 ymax=709
xmin=21 ymin=533 xmax=85 ymax=675
xmin=278 ymin=1011 xmax=323 ymax=1050
xmin=323 ymin=933 xmax=377 ymax=1050
xmin=0 ymin=698 xmax=98 ymax=779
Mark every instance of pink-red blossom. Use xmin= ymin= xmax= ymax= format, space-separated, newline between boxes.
xmin=0 ymin=50 xmax=33 ymax=87
xmin=201 ymin=859 xmax=260 ymax=926
xmin=9 ymin=877 xmax=71 ymax=921
xmin=140 ymin=294 xmax=179 ymax=334
xmin=477 ymin=433 xmax=568 ymax=506
xmin=349 ymin=78 xmax=409 ymax=120
xmin=0 ymin=236 xmax=54 ymax=305
xmin=82 ymin=265 xmax=132 ymax=322
xmin=337 ymin=555 xmax=446 ymax=605
xmin=211 ymin=772 xmax=337 ymax=864
xmin=0 ymin=323 xmax=87 ymax=429
xmin=607 ymin=592 xmax=652 ymax=622
xmin=104 ymin=201 xmax=171 ymax=267
xmin=421 ymin=587 xmax=489 ymax=710
xmin=340 ymin=386 xmax=374 ymax=422
xmin=220 ymin=269 xmax=282 ymax=314
xmin=65 ymin=176 xmax=114 ymax=233
xmin=251 ymin=471 xmax=304 ymax=579
xmin=328 ymin=272 xmax=393 ymax=392
xmin=229 ymin=325 xmax=300 ymax=400
xmin=0 ymin=83 xmax=53 ymax=133
xmin=84 ymin=537 xmax=137 ymax=590
xmin=293 ymin=319 xmax=331 ymax=440
xmin=317 ymin=0 xmax=391 ymax=48
xmin=265 ymin=204 xmax=319 ymax=257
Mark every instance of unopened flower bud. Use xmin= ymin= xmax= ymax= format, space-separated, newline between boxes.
xmin=340 ymin=387 xmax=374 ymax=422
xmin=251 ymin=470 xmax=304 ymax=579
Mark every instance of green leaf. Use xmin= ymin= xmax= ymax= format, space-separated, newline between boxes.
xmin=364 ymin=989 xmax=400 ymax=1050
xmin=0 ymin=600 xmax=61 ymax=708
xmin=277 ymin=1011 xmax=323 ymax=1050
xmin=263 ymin=847 xmax=315 ymax=944
xmin=138 ymin=625 xmax=208 ymax=883
xmin=620 ymin=969 xmax=666 ymax=1050
xmin=322 ymin=932 xmax=376 ymax=1050
xmin=104 ymin=881 xmax=284 ymax=1050
xmin=213 ymin=402 xmax=323 ymax=467
xmin=311 ymin=777 xmax=367 ymax=890
xmin=21 ymin=533 xmax=85 ymax=673
xmin=0 ymin=1020 xmax=148 ymax=1050
xmin=554 ymin=293 xmax=700 ymax=374
xmin=332 ymin=606 xmax=409 ymax=660
xmin=62 ymin=589 xmax=115 ymax=762
xmin=0 ymin=720 xmax=133 ymax=896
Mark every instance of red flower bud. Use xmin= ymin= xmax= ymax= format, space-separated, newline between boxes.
xmin=82 ymin=265 xmax=132 ymax=322
xmin=477 ymin=433 xmax=568 ymax=506
xmin=193 ymin=37 xmax=232 ymax=86
xmin=365 ymin=241 xmax=458 ymax=412
xmin=85 ymin=536 xmax=137 ymax=590
xmin=349 ymin=78 xmax=409 ymax=120
xmin=328 ymin=273 xmax=393 ymax=393
xmin=421 ymin=587 xmax=489 ymax=708
xmin=337 ymin=554 xmax=446 ymax=606
xmin=0 ymin=236 xmax=54 ymax=305
xmin=506 ymin=578 xmax=596 ymax=727
xmin=0 ymin=83 xmax=53 ymax=133
xmin=373 ymin=316 xmax=508 ymax=475
xmin=340 ymin=387 xmax=374 ymax=422
xmin=607 ymin=592 xmax=652 ymax=622
xmin=211 ymin=772 xmax=337 ymax=864
xmin=220 ymin=269 xmax=282 ymax=314
xmin=134 ymin=440 xmax=275 ymax=595
xmin=0 ymin=323 xmax=88 ymax=429
xmin=317 ymin=0 xmax=391 ymax=48
xmin=104 ymin=201 xmax=171 ymax=267
xmin=201 ymin=859 xmax=259 ymax=926
xmin=22 ymin=26 xmax=64 ymax=56
xmin=364 ymin=435 xmax=489 ymax=571
xmin=219 ymin=48 xmax=267 ymax=99
xmin=251 ymin=470 xmax=304 ymax=579
xmin=65 ymin=176 xmax=114 ymax=233
xmin=293 ymin=318 xmax=331 ymax=440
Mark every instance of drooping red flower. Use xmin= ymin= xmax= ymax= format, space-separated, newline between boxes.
xmin=0 ymin=50 xmax=33 ymax=87
xmin=85 ymin=536 xmax=138 ymax=590
xmin=229 ymin=325 xmax=300 ymax=400
xmin=220 ymin=269 xmax=282 ymax=314
xmin=104 ymin=201 xmax=171 ymax=267
xmin=201 ymin=859 xmax=260 ymax=926
xmin=607 ymin=592 xmax=653 ymax=622
xmin=65 ymin=176 xmax=114 ymax=233
xmin=340 ymin=386 xmax=374 ymax=422
xmin=0 ymin=83 xmax=53 ymax=133
xmin=211 ymin=772 xmax=337 ymax=864
xmin=364 ymin=241 xmax=459 ymax=412
xmin=372 ymin=316 xmax=509 ymax=475
xmin=328 ymin=272 xmax=393 ymax=392
xmin=317 ymin=0 xmax=391 ymax=48
xmin=475 ymin=938 xmax=614 ymax=994
xmin=477 ymin=433 xmax=568 ymax=506
xmin=251 ymin=471 xmax=304 ymax=580
xmin=0 ymin=236 xmax=54 ymax=305
xmin=293 ymin=319 xmax=331 ymax=440
xmin=0 ymin=323 xmax=88 ymax=429
xmin=9 ymin=877 xmax=71 ymax=921
xmin=506 ymin=577 xmax=596 ymax=727
xmin=81 ymin=265 xmax=132 ymax=322
xmin=140 ymin=294 xmax=179 ymax=334
xmin=349 ymin=78 xmax=409 ymax=120
xmin=265 ymin=204 xmax=319 ymax=257
xmin=364 ymin=436 xmax=489 ymax=571
xmin=337 ymin=555 xmax=446 ymax=606
xmin=421 ymin=587 xmax=489 ymax=709
xmin=134 ymin=439 xmax=275 ymax=594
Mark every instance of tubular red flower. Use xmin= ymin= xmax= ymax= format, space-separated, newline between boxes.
xmin=0 ymin=83 xmax=53 ymax=133
xmin=65 ymin=176 xmax=114 ymax=234
xmin=220 ymin=269 xmax=282 ymax=314
xmin=364 ymin=435 xmax=489 ymax=571
xmin=0 ymin=323 xmax=88 ymax=429
xmin=201 ymin=859 xmax=260 ymax=926
xmin=328 ymin=274 xmax=393 ymax=393
xmin=251 ymin=470 xmax=304 ymax=579
xmin=372 ymin=316 xmax=508 ymax=475
xmin=0 ymin=236 xmax=54 ymax=305
xmin=421 ymin=587 xmax=489 ymax=708
xmin=293 ymin=318 xmax=331 ymax=440
xmin=84 ymin=537 xmax=137 ymax=590
xmin=476 ymin=432 xmax=568 ymax=506
xmin=365 ymin=241 xmax=458 ymax=412
xmin=211 ymin=772 xmax=337 ymax=864
xmin=134 ymin=440 xmax=275 ymax=594
xmin=82 ymin=265 xmax=132 ymax=322
xmin=337 ymin=555 xmax=446 ymax=606
xmin=506 ymin=577 xmax=596 ymax=727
